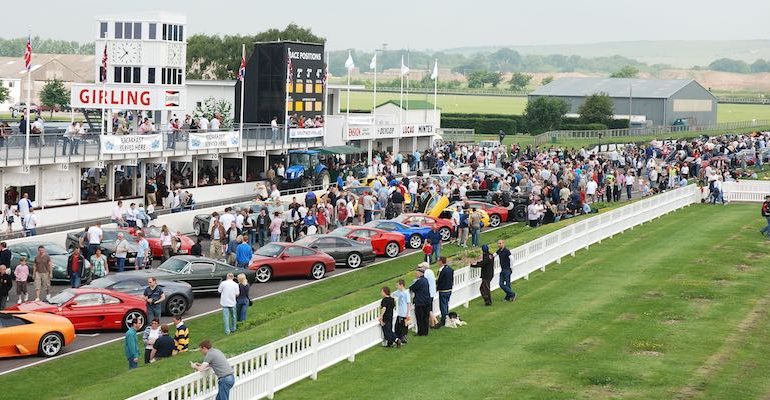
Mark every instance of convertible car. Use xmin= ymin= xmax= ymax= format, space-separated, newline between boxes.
xmin=87 ymin=276 xmax=194 ymax=316
xmin=294 ymin=235 xmax=376 ymax=268
xmin=248 ymin=243 xmax=336 ymax=283
xmin=364 ymin=220 xmax=432 ymax=249
xmin=329 ymin=226 xmax=405 ymax=258
xmin=7 ymin=242 xmax=79 ymax=284
xmin=0 ymin=311 xmax=76 ymax=358
xmin=10 ymin=288 xmax=148 ymax=331
xmin=116 ymin=256 xmax=257 ymax=294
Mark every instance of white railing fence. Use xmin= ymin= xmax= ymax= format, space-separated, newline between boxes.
xmin=723 ymin=180 xmax=770 ymax=203
xmin=127 ymin=185 xmax=701 ymax=400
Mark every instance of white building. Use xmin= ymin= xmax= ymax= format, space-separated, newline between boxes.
xmin=0 ymin=78 xmax=21 ymax=111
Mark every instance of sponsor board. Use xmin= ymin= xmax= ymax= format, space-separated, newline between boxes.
xmin=188 ymin=131 xmax=241 ymax=150
xmin=70 ymin=84 xmax=185 ymax=111
xmin=100 ymin=134 xmax=162 ymax=154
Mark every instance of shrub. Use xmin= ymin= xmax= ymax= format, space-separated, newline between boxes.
xmin=561 ymin=123 xmax=608 ymax=131
xmin=442 ymin=117 xmax=517 ymax=134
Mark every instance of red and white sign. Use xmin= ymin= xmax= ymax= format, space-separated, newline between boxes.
xmin=70 ymin=84 xmax=185 ymax=111
xmin=344 ymin=125 xmax=373 ymax=141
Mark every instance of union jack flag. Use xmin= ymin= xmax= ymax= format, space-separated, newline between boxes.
xmin=101 ymin=44 xmax=108 ymax=82
xmin=237 ymin=55 xmax=246 ymax=81
xmin=23 ymin=35 xmax=32 ymax=70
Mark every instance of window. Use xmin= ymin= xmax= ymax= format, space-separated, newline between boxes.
xmin=133 ymin=67 xmax=140 ymax=83
xmin=148 ymin=67 xmax=156 ymax=84
xmin=176 ymin=69 xmax=183 ymax=85
xmin=73 ymin=293 xmax=103 ymax=307
xmin=115 ymin=22 xmax=123 ymax=39
xmin=191 ymin=263 xmax=214 ymax=274
xmin=161 ymin=68 xmax=183 ymax=85
xmin=103 ymin=294 xmax=121 ymax=304
xmin=100 ymin=22 xmax=108 ymax=39
xmin=172 ymin=25 xmax=178 ymax=41
xmin=133 ymin=22 xmax=142 ymax=39
xmin=285 ymin=246 xmax=304 ymax=257
xmin=123 ymin=67 xmax=131 ymax=82
xmin=162 ymin=24 xmax=167 ymax=40
xmin=112 ymin=281 xmax=142 ymax=292
xmin=114 ymin=67 xmax=122 ymax=83
xmin=0 ymin=314 xmax=29 ymax=328
xmin=149 ymin=23 xmax=157 ymax=39
xmin=8 ymin=81 xmax=14 ymax=88
xmin=179 ymin=26 xmax=184 ymax=41
xmin=124 ymin=22 xmax=132 ymax=40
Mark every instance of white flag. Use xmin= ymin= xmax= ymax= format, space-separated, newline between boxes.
xmin=430 ymin=59 xmax=438 ymax=80
xmin=400 ymin=55 xmax=409 ymax=76
xmin=345 ymin=51 xmax=355 ymax=71
xmin=370 ymin=54 xmax=377 ymax=70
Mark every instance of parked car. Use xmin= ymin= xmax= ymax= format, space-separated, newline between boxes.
xmin=65 ymin=229 xmax=139 ymax=270
xmin=248 ymin=242 xmax=336 ymax=283
xmin=364 ymin=220 xmax=432 ymax=249
xmin=126 ymin=226 xmax=194 ymax=258
xmin=9 ymin=288 xmax=148 ymax=331
xmin=454 ymin=201 xmax=509 ymax=227
xmin=294 ymin=235 xmax=376 ymax=268
xmin=393 ymin=213 xmax=455 ymax=242
xmin=191 ymin=202 xmax=265 ymax=237
xmin=116 ymin=256 xmax=257 ymax=294
xmin=433 ymin=205 xmax=490 ymax=229
xmin=87 ymin=276 xmax=194 ymax=316
xmin=0 ymin=311 xmax=76 ymax=358
xmin=329 ymin=226 xmax=405 ymax=258
xmin=9 ymin=102 xmax=38 ymax=114
xmin=465 ymin=190 xmax=529 ymax=222
xmin=7 ymin=242 xmax=78 ymax=284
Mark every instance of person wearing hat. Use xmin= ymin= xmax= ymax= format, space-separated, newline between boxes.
xmin=409 ymin=265 xmax=432 ymax=336
xmin=471 ymin=244 xmax=495 ymax=306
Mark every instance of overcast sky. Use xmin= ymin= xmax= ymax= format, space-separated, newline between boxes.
xmin=6 ymin=0 xmax=770 ymax=50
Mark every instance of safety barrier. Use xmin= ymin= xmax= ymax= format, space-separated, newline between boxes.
xmin=126 ymin=184 xmax=700 ymax=400
xmin=722 ymin=180 xmax=770 ymax=202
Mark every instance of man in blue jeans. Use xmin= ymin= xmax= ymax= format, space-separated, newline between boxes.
xmin=143 ymin=277 xmax=165 ymax=322
xmin=218 ymin=273 xmax=238 ymax=335
xmin=496 ymin=240 xmax=516 ymax=302
xmin=192 ymin=340 xmax=235 ymax=400
xmin=426 ymin=225 xmax=442 ymax=264
xmin=436 ymin=257 xmax=454 ymax=326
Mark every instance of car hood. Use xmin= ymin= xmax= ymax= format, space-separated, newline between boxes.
xmin=118 ymin=270 xmax=179 ymax=280
xmin=249 ymin=254 xmax=278 ymax=264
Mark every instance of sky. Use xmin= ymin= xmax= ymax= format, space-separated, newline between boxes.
xmin=5 ymin=0 xmax=770 ymax=50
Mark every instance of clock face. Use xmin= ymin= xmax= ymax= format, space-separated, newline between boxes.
xmin=110 ymin=42 xmax=142 ymax=65
xmin=167 ymin=44 xmax=184 ymax=67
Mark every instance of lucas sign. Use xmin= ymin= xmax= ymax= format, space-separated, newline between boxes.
xmin=70 ymin=84 xmax=185 ymax=111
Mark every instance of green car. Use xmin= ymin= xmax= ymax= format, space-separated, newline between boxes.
xmin=116 ymin=255 xmax=256 ymax=294
xmin=7 ymin=242 xmax=77 ymax=284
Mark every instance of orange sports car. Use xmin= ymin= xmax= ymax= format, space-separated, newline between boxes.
xmin=0 ymin=311 xmax=76 ymax=358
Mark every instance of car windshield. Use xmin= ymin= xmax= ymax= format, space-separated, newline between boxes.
xmin=157 ymin=258 xmax=189 ymax=274
xmin=392 ymin=215 xmax=408 ymax=223
xmin=88 ymin=277 xmax=116 ymax=289
xmin=140 ymin=226 xmax=163 ymax=238
xmin=49 ymin=289 xmax=76 ymax=306
xmin=329 ymin=227 xmax=351 ymax=237
xmin=101 ymin=230 xmax=119 ymax=242
xmin=255 ymin=243 xmax=284 ymax=257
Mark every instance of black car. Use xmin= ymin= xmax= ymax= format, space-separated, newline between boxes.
xmin=294 ymin=235 xmax=376 ymax=269
xmin=64 ymin=228 xmax=139 ymax=270
xmin=7 ymin=242 xmax=78 ymax=284
xmin=87 ymin=276 xmax=194 ymax=316
xmin=115 ymin=256 xmax=257 ymax=294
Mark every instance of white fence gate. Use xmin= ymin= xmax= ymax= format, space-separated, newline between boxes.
xmin=127 ymin=185 xmax=701 ymax=400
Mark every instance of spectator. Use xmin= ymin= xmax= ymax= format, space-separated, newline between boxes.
xmin=269 ymin=211 xmax=283 ymax=242
xmin=0 ymin=265 xmax=12 ymax=310
xmin=137 ymin=204 xmax=151 ymax=227
xmin=14 ymin=256 xmax=29 ymax=303
xmin=436 ymin=257 xmax=454 ymax=326
xmin=218 ymin=272 xmax=238 ymax=335
xmin=191 ymin=340 xmax=235 ymax=400
xmin=136 ymin=231 xmax=150 ymax=270
xmin=112 ymin=200 xmax=127 ymax=227
xmin=0 ymin=242 xmax=10 ymax=270
xmin=126 ymin=203 xmax=138 ymax=228
xmin=24 ymin=208 xmax=39 ymax=236
xmin=470 ymin=207 xmax=483 ymax=247
xmin=426 ymin=225 xmax=442 ymax=264
xmin=235 ymin=235 xmax=252 ymax=269
xmin=378 ymin=286 xmax=398 ymax=347
xmin=392 ymin=279 xmax=411 ymax=344
xmin=173 ymin=315 xmax=190 ymax=354
xmin=409 ymin=265 xmax=431 ymax=336
xmin=191 ymin=237 xmax=203 ymax=256
xmin=271 ymin=116 xmax=279 ymax=142
xmin=115 ymin=233 xmax=129 ymax=272
xmin=235 ymin=273 xmax=250 ymax=322
xmin=761 ymin=195 xmax=770 ymax=237
xmin=496 ymin=240 xmax=516 ymax=302
xmin=210 ymin=219 xmax=226 ymax=260
xmin=66 ymin=247 xmax=87 ymax=288
xmin=421 ymin=241 xmax=433 ymax=264
xmin=160 ymin=225 xmax=174 ymax=261
xmin=143 ymin=277 xmax=165 ymax=322
xmin=142 ymin=318 xmax=162 ymax=364
xmin=33 ymin=245 xmax=52 ymax=302
xmin=471 ymin=244 xmax=494 ymax=306
xmin=90 ymin=248 xmax=108 ymax=281
xmin=150 ymin=325 xmax=175 ymax=360
xmin=256 ymin=209 xmax=271 ymax=247
xmin=87 ymin=222 xmax=103 ymax=259
xmin=124 ymin=319 xmax=142 ymax=370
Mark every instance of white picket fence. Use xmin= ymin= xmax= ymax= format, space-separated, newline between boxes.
xmin=127 ymin=185 xmax=701 ymax=400
xmin=722 ymin=180 xmax=770 ymax=203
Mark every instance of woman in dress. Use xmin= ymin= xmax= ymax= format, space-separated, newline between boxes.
xmin=89 ymin=247 xmax=108 ymax=282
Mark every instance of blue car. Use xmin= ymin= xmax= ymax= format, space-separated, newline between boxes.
xmin=365 ymin=220 xmax=431 ymax=249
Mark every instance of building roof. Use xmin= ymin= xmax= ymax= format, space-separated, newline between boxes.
xmin=377 ymin=100 xmax=439 ymax=110
xmin=0 ymin=54 xmax=94 ymax=82
xmin=530 ymin=78 xmax=703 ymax=99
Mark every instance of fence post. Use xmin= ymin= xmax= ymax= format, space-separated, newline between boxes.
xmin=310 ymin=326 xmax=319 ymax=381
xmin=347 ymin=311 xmax=357 ymax=363
xmin=266 ymin=343 xmax=276 ymax=400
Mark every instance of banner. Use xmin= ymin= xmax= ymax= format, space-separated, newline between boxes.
xmin=347 ymin=115 xmax=374 ymax=125
xmin=188 ymin=130 xmax=241 ymax=150
xmin=101 ymin=134 xmax=162 ymax=154
xmin=345 ymin=126 xmax=373 ymax=141
xmin=289 ymin=127 xmax=324 ymax=139
xmin=416 ymin=124 xmax=435 ymax=136
xmin=70 ymin=84 xmax=185 ymax=111
xmin=376 ymin=124 xmax=399 ymax=138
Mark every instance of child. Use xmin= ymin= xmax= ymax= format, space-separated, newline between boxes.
xmin=392 ymin=279 xmax=411 ymax=344
xmin=422 ymin=241 xmax=433 ymax=264
xmin=14 ymin=256 xmax=29 ymax=303
xmin=378 ymin=286 xmax=398 ymax=348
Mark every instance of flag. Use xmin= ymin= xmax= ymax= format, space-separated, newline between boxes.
xmin=345 ymin=51 xmax=355 ymax=71
xmin=23 ymin=35 xmax=32 ymax=71
xmin=101 ymin=43 xmax=108 ymax=82
xmin=237 ymin=54 xmax=246 ymax=81
xmin=369 ymin=53 xmax=376 ymax=70
xmin=287 ymin=52 xmax=294 ymax=84
xmin=400 ymin=56 xmax=409 ymax=76
xmin=430 ymin=59 xmax=438 ymax=80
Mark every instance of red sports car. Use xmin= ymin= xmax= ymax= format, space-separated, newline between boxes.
xmin=125 ymin=226 xmax=194 ymax=259
xmin=249 ymin=242 xmax=336 ymax=283
xmin=458 ymin=201 xmax=509 ymax=227
xmin=9 ymin=288 xmax=148 ymax=332
xmin=329 ymin=226 xmax=406 ymax=258
xmin=394 ymin=213 xmax=455 ymax=242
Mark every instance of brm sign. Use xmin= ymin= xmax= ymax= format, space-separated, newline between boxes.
xmin=70 ymin=84 xmax=185 ymax=111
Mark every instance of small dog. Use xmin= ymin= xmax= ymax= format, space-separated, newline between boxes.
xmin=444 ymin=312 xmax=467 ymax=328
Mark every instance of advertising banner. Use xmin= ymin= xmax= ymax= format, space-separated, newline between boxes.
xmin=345 ymin=125 xmax=373 ymax=141
xmin=376 ymin=124 xmax=400 ymax=138
xmin=289 ymin=127 xmax=324 ymax=139
xmin=188 ymin=131 xmax=241 ymax=150
xmin=101 ymin=134 xmax=163 ymax=154
xmin=70 ymin=84 xmax=185 ymax=111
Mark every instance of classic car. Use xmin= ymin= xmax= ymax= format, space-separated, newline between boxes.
xmin=116 ymin=256 xmax=257 ymax=294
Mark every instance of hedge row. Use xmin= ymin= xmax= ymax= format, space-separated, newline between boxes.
xmin=442 ymin=117 xmax=517 ymax=134
xmin=561 ymin=123 xmax=608 ymax=131
xmin=443 ymin=113 xmax=523 ymax=122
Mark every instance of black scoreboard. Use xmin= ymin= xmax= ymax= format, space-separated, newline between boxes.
xmin=235 ymin=41 xmax=325 ymax=125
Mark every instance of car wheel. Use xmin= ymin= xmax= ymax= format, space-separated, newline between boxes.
xmin=123 ymin=309 xmax=147 ymax=330
xmin=38 ymin=332 xmax=63 ymax=357
xmin=385 ymin=242 xmax=400 ymax=258
xmin=165 ymin=295 xmax=188 ymax=316
xmin=489 ymin=214 xmax=502 ymax=228
xmin=408 ymin=234 xmax=423 ymax=249
xmin=255 ymin=266 xmax=272 ymax=283
xmin=346 ymin=252 xmax=362 ymax=268
xmin=439 ymin=227 xmax=452 ymax=242
xmin=311 ymin=263 xmax=326 ymax=280
xmin=513 ymin=205 xmax=527 ymax=222
xmin=194 ymin=223 xmax=201 ymax=237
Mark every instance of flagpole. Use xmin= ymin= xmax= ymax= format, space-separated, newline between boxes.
xmin=433 ymin=59 xmax=438 ymax=124
xmin=346 ymin=66 xmax=351 ymax=122
xmin=399 ymin=56 xmax=404 ymax=129
xmin=323 ymin=50 xmax=328 ymax=140
xmin=370 ymin=52 xmax=377 ymax=172
xmin=284 ymin=47 xmax=291 ymax=154
xmin=24 ymin=31 xmax=31 ymax=165
xmin=239 ymin=44 xmax=245 ymax=136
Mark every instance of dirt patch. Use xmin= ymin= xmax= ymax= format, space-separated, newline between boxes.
xmin=616 ymin=313 xmax=637 ymax=321
xmin=634 ymin=351 xmax=664 ymax=357
xmin=642 ymin=291 xmax=664 ymax=299
xmin=663 ymin=319 xmax=681 ymax=325
xmin=736 ymin=264 xmax=751 ymax=272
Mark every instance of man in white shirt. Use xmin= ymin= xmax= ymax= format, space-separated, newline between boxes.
xmin=276 ymin=163 xmax=285 ymax=178
xmin=17 ymin=193 xmax=32 ymax=229
xmin=218 ymin=273 xmax=239 ymax=335
xmin=198 ymin=116 xmax=210 ymax=131
xmin=270 ymin=184 xmax=281 ymax=201
xmin=419 ymin=262 xmax=439 ymax=327
xmin=210 ymin=115 xmax=221 ymax=131
xmin=87 ymin=222 xmax=104 ymax=257
xmin=235 ymin=211 xmax=245 ymax=231
xmin=586 ymin=180 xmax=598 ymax=203
xmin=24 ymin=209 xmax=39 ymax=236
xmin=270 ymin=116 xmax=279 ymax=142
xmin=125 ymin=203 xmax=138 ymax=227
xmin=218 ymin=208 xmax=236 ymax=229
xmin=111 ymin=200 xmax=127 ymax=227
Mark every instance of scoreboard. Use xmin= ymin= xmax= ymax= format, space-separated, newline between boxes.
xmin=235 ymin=41 xmax=325 ymax=125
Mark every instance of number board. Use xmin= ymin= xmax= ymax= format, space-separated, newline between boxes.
xmin=286 ymin=43 xmax=325 ymax=120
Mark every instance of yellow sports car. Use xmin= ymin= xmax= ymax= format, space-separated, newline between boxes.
xmin=0 ymin=311 xmax=76 ymax=358
xmin=426 ymin=196 xmax=490 ymax=227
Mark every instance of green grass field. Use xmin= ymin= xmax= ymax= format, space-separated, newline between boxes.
xmin=277 ymin=204 xmax=770 ymax=400
xmin=344 ymin=91 xmax=770 ymax=123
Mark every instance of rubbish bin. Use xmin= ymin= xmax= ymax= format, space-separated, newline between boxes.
xmin=550 ymin=135 xmax=557 ymax=144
